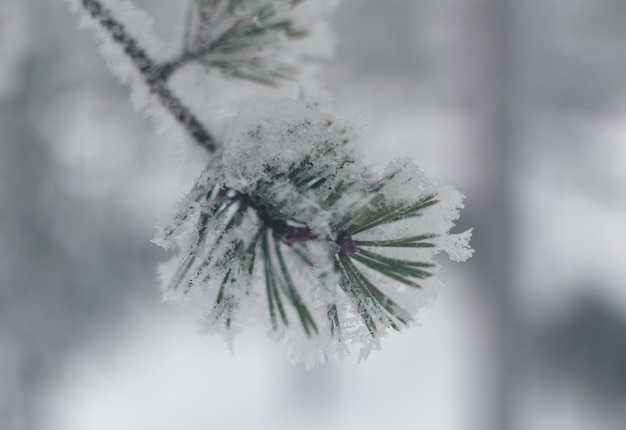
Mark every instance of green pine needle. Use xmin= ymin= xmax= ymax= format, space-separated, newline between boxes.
xmin=351 ymin=254 xmax=422 ymax=289
xmin=327 ymin=304 xmax=341 ymax=339
xmin=261 ymin=231 xmax=318 ymax=336
xmin=348 ymin=194 xmax=439 ymax=235
xmin=273 ymin=235 xmax=318 ymax=336
xmin=335 ymin=260 xmax=378 ymax=336
xmin=340 ymin=256 xmax=411 ymax=326
xmin=356 ymin=248 xmax=433 ymax=279
xmin=335 ymin=256 xmax=407 ymax=335
xmin=262 ymin=232 xmax=289 ymax=329
xmin=211 ymin=269 xmax=233 ymax=323
xmin=355 ymin=233 xmax=437 ymax=248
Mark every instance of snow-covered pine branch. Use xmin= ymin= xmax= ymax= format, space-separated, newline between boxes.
xmin=65 ymin=0 xmax=473 ymax=364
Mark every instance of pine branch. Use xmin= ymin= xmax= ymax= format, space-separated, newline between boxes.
xmin=73 ymin=0 xmax=473 ymax=361
xmin=81 ymin=0 xmax=218 ymax=153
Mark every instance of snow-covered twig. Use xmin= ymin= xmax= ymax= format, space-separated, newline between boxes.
xmin=81 ymin=0 xmax=218 ymax=152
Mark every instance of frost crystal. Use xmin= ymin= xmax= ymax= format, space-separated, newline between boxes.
xmin=155 ymin=101 xmax=472 ymax=364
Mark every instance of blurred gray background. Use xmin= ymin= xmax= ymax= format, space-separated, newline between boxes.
xmin=2 ymin=0 xmax=626 ymax=429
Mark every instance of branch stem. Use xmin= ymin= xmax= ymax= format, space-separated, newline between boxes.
xmin=81 ymin=0 xmax=217 ymax=153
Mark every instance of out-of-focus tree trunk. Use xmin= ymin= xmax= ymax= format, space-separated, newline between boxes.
xmin=460 ymin=1 xmax=524 ymax=429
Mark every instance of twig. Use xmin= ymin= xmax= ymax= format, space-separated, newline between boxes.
xmin=81 ymin=0 xmax=218 ymax=153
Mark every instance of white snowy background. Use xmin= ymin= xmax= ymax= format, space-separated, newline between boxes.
xmin=2 ymin=1 xmax=626 ymax=429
